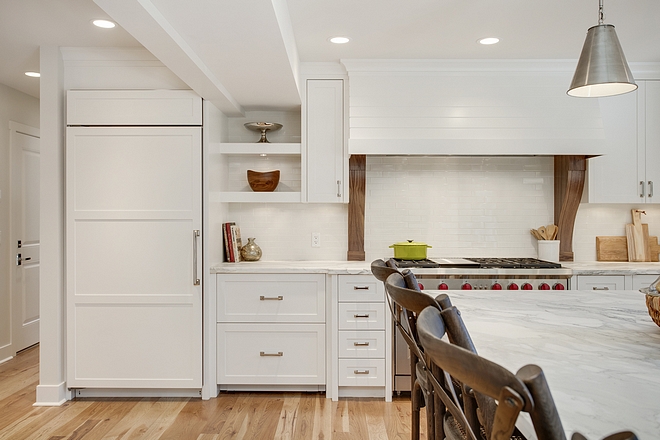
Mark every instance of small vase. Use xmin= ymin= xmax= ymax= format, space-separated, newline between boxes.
xmin=240 ymin=237 xmax=262 ymax=261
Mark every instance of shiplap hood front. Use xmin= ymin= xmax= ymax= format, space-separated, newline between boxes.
xmin=342 ymin=60 xmax=628 ymax=156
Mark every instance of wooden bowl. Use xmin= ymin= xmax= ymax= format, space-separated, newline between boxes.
xmin=247 ymin=169 xmax=280 ymax=192
xmin=645 ymin=294 xmax=660 ymax=327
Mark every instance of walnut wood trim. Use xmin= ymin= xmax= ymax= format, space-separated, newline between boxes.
xmin=347 ymin=155 xmax=366 ymax=261
xmin=554 ymin=155 xmax=586 ymax=262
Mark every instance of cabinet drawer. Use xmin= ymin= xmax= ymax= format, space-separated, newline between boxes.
xmin=576 ymin=275 xmax=625 ymax=291
xmin=217 ymin=274 xmax=325 ymax=322
xmin=632 ymin=274 xmax=660 ymax=291
xmin=338 ymin=303 xmax=386 ymax=330
xmin=338 ymin=331 xmax=386 ymax=359
xmin=217 ymin=323 xmax=325 ymax=385
xmin=338 ymin=359 xmax=386 ymax=387
xmin=339 ymin=275 xmax=384 ymax=302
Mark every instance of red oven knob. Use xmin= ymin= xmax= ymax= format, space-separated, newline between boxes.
xmin=461 ymin=283 xmax=473 ymax=290
xmin=437 ymin=282 xmax=449 ymax=290
xmin=522 ymin=283 xmax=534 ymax=290
xmin=553 ymin=283 xmax=566 ymax=290
xmin=418 ymin=283 xmax=425 ymax=290
xmin=539 ymin=283 xmax=551 ymax=290
xmin=491 ymin=283 xmax=502 ymax=290
xmin=507 ymin=283 xmax=519 ymax=290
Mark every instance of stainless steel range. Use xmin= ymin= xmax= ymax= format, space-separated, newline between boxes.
xmin=390 ymin=257 xmax=572 ymax=393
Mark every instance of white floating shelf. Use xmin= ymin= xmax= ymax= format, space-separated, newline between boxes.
xmin=210 ymin=142 xmax=301 ymax=155
xmin=210 ymin=191 xmax=302 ymax=203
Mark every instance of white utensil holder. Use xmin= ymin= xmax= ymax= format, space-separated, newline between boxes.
xmin=538 ymin=240 xmax=560 ymax=262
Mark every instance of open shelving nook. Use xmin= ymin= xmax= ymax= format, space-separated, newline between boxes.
xmin=209 ymin=142 xmax=302 ymax=203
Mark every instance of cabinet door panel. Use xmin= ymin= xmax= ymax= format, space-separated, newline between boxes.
xmin=586 ymin=91 xmax=639 ymax=203
xmin=306 ymin=79 xmax=345 ymax=203
xmin=632 ymin=274 xmax=660 ymax=291
xmin=66 ymin=126 xmax=202 ymax=388
xmin=644 ymin=81 xmax=660 ymax=203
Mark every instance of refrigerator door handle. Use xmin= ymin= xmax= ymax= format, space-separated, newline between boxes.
xmin=193 ymin=230 xmax=200 ymax=286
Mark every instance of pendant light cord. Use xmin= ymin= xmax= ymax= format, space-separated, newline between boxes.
xmin=598 ymin=0 xmax=604 ymax=25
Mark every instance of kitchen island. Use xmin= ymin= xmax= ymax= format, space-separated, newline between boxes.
xmin=430 ymin=288 xmax=660 ymax=440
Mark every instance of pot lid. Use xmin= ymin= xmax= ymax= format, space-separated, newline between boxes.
xmin=389 ymin=240 xmax=432 ymax=248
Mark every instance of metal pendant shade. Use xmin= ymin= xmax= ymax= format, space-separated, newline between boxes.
xmin=568 ymin=1 xmax=637 ymax=98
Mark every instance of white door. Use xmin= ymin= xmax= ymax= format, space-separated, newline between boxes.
xmin=10 ymin=122 xmax=40 ymax=352
xmin=66 ymin=126 xmax=202 ymax=388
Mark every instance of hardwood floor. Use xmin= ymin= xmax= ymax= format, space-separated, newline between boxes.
xmin=0 ymin=346 xmax=423 ymax=439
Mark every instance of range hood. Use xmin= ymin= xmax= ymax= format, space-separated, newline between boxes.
xmin=342 ymin=60 xmax=622 ymax=157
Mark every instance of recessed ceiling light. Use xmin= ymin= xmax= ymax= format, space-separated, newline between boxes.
xmin=479 ymin=37 xmax=500 ymax=45
xmin=24 ymin=71 xmax=40 ymax=78
xmin=93 ymin=19 xmax=116 ymax=29
xmin=330 ymin=36 xmax=350 ymax=44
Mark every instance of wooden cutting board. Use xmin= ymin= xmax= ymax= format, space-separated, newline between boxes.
xmin=597 ymin=230 xmax=660 ymax=262
xmin=626 ymin=209 xmax=648 ymax=262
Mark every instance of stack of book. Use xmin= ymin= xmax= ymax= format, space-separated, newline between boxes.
xmin=222 ymin=222 xmax=243 ymax=262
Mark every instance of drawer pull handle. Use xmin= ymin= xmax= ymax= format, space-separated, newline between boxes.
xmin=354 ymin=314 xmax=370 ymax=318
xmin=260 ymin=295 xmax=284 ymax=301
xmin=354 ymin=342 xmax=370 ymax=346
xmin=354 ymin=369 xmax=370 ymax=375
xmin=353 ymin=286 xmax=370 ymax=290
xmin=592 ymin=287 xmax=610 ymax=291
xmin=260 ymin=351 xmax=283 ymax=357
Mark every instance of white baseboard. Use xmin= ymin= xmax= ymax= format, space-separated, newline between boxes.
xmin=338 ymin=386 xmax=386 ymax=399
xmin=34 ymin=382 xmax=73 ymax=406
xmin=218 ymin=384 xmax=326 ymax=393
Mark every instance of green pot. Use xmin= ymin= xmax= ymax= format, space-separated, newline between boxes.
xmin=389 ymin=240 xmax=432 ymax=260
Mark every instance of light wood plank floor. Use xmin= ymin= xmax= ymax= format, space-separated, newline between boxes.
xmin=0 ymin=346 xmax=425 ymax=439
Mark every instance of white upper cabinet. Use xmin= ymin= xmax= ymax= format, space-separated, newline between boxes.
xmin=586 ymin=80 xmax=660 ymax=203
xmin=641 ymin=81 xmax=660 ymax=203
xmin=304 ymin=79 xmax=347 ymax=203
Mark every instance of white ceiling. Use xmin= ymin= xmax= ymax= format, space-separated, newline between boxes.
xmin=2 ymin=0 xmax=660 ymax=113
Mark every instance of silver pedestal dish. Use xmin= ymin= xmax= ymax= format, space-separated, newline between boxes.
xmin=244 ymin=122 xmax=283 ymax=143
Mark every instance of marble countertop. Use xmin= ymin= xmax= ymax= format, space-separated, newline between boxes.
xmin=431 ymin=289 xmax=660 ymax=439
xmin=210 ymin=260 xmax=373 ymax=275
xmin=210 ymin=260 xmax=660 ymax=276
xmin=563 ymin=261 xmax=660 ymax=275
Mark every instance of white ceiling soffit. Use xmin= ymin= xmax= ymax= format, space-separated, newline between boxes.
xmin=94 ymin=0 xmax=302 ymax=116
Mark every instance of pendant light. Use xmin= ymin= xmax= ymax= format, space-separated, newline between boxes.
xmin=567 ymin=0 xmax=637 ymax=97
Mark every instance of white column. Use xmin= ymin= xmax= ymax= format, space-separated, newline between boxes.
xmin=36 ymin=46 xmax=71 ymax=406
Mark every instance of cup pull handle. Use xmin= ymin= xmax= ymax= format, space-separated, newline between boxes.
xmin=354 ymin=369 xmax=370 ymax=375
xmin=353 ymin=286 xmax=370 ymax=290
xmin=592 ymin=287 xmax=609 ymax=291
xmin=260 ymin=295 xmax=284 ymax=301
xmin=354 ymin=314 xmax=370 ymax=318
xmin=353 ymin=342 xmax=370 ymax=346
xmin=260 ymin=351 xmax=283 ymax=357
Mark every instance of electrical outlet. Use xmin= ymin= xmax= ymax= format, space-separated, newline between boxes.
xmin=311 ymin=232 xmax=321 ymax=248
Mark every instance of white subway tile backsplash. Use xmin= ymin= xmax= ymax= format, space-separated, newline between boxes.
xmin=217 ymin=155 xmax=658 ymax=263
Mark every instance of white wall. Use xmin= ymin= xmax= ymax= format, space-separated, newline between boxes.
xmin=0 ymin=83 xmax=39 ymax=363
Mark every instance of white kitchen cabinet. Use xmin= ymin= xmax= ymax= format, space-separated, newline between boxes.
xmin=335 ymin=274 xmax=391 ymax=401
xmin=586 ymin=80 xmax=660 ymax=203
xmin=575 ymin=275 xmax=626 ymax=291
xmin=66 ymin=91 xmax=203 ymax=389
xmin=216 ymin=273 xmax=326 ymax=389
xmin=632 ymin=274 xmax=660 ymax=291
xmin=304 ymin=79 xmax=347 ymax=203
